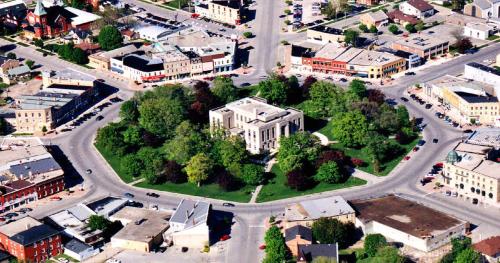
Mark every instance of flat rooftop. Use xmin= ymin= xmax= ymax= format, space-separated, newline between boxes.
xmin=352 ymin=195 xmax=465 ymax=238
xmin=111 ymin=207 xmax=170 ymax=242
xmin=86 ymin=196 xmax=129 ymax=218
xmin=315 ymin=44 xmax=348 ymax=59
xmin=466 ymin=62 xmax=500 ymax=77
xmin=285 ymin=196 xmax=355 ymax=222
xmin=349 ymin=49 xmax=403 ymax=66
xmin=0 ymin=137 xmax=49 ymax=169
xmin=394 ymin=35 xmax=449 ymax=50
xmin=46 ymin=68 xmax=95 ymax=82
xmin=0 ymin=217 xmax=42 ymax=237
xmin=17 ymin=92 xmax=78 ymax=110
xmin=467 ymin=128 xmax=500 ymax=148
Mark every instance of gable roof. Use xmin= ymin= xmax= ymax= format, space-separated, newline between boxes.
xmin=33 ymin=0 xmax=46 ymax=16
xmin=170 ymin=199 xmax=210 ymax=229
xmin=364 ymin=10 xmax=389 ymax=22
xmin=285 ymin=225 xmax=312 ymax=242
xmin=407 ymin=0 xmax=434 ymax=11
xmin=388 ymin=10 xmax=420 ymax=24
xmin=298 ymin=244 xmax=338 ymax=262
xmin=473 ymin=236 xmax=500 ymax=257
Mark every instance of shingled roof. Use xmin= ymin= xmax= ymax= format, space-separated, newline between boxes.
xmin=407 ymin=0 xmax=434 ymax=11
xmin=473 ymin=236 xmax=500 ymax=257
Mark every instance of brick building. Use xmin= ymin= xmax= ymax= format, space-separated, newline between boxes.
xmin=0 ymin=217 xmax=62 ymax=262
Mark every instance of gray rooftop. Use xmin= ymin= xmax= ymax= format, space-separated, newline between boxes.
xmin=86 ymin=197 xmax=128 ymax=218
xmin=64 ymin=239 xmax=91 ymax=253
xmin=466 ymin=128 xmax=500 ymax=148
xmin=170 ymin=199 xmax=210 ymax=229
xmin=285 ymin=196 xmax=355 ymax=222
xmin=9 ymin=157 xmax=61 ymax=178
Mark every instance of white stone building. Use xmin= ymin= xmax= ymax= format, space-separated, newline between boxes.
xmin=463 ymin=22 xmax=497 ymax=40
xmin=209 ymin=97 xmax=304 ymax=154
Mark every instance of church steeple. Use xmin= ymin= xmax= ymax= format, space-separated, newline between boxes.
xmin=34 ymin=0 xmax=47 ymax=16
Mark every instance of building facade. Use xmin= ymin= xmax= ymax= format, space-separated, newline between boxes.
xmin=392 ymin=35 xmax=449 ymax=60
xmin=399 ymin=0 xmax=435 ymax=18
xmin=195 ymin=1 xmax=241 ymax=25
xmin=209 ymin=97 xmax=304 ymax=154
xmin=464 ymin=62 xmax=500 ymax=88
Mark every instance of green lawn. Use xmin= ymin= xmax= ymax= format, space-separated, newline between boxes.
xmin=95 ymin=143 xmax=254 ymax=202
xmin=165 ymin=0 xmax=188 ymax=9
xmin=318 ymin=120 xmax=335 ymax=141
xmin=95 ymin=144 xmax=135 ymax=183
xmin=257 ymin=165 xmax=367 ymax=203
xmin=135 ymin=181 xmax=254 ymax=203
xmin=330 ymin=137 xmax=421 ymax=176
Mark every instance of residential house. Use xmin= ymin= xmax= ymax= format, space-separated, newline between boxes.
xmin=352 ymin=195 xmax=469 ymax=252
xmin=387 ymin=9 xmax=420 ymax=25
xmin=399 ymin=0 xmax=435 ymax=18
xmin=168 ymin=199 xmax=210 ymax=248
xmin=210 ymin=97 xmax=304 ymax=154
xmin=360 ymin=10 xmax=389 ymax=28
xmin=464 ymin=0 xmax=500 ymax=20
xmin=297 ymin=244 xmax=339 ymax=263
xmin=0 ymin=217 xmax=62 ymax=263
xmin=284 ymin=196 xmax=355 ymax=229
xmin=285 ymin=225 xmax=312 ymax=257
xmin=473 ymin=236 xmax=500 ymax=263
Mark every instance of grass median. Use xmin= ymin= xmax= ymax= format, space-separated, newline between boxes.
xmin=257 ymin=165 xmax=367 ymax=203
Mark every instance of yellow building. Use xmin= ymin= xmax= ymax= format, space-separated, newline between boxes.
xmin=348 ymin=49 xmax=406 ymax=79
xmin=284 ymin=196 xmax=356 ymax=229
xmin=441 ymin=130 xmax=500 ymax=206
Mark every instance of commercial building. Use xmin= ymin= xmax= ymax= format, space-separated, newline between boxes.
xmin=14 ymin=69 xmax=97 ymax=133
xmin=423 ymin=75 xmax=500 ymax=125
xmin=463 ymin=22 xmax=498 ymax=40
xmin=352 ymin=195 xmax=468 ymax=252
xmin=440 ymin=128 xmax=500 ymax=205
xmin=0 ymin=137 xmax=65 ymax=213
xmin=306 ymin=25 xmax=344 ymax=44
xmin=473 ymin=236 xmax=500 ymax=263
xmin=168 ymin=199 xmax=210 ymax=248
xmin=194 ymin=0 xmax=242 ymax=25
xmin=284 ymin=196 xmax=355 ymax=229
xmin=464 ymin=62 xmax=500 ymax=88
xmin=110 ymin=207 xmax=171 ymax=252
xmin=399 ymin=0 xmax=435 ymax=18
xmin=289 ymin=43 xmax=406 ymax=79
xmin=359 ymin=10 xmax=389 ymax=28
xmin=89 ymin=43 xmax=145 ymax=70
xmin=110 ymin=51 xmax=166 ymax=83
xmin=0 ymin=217 xmax=62 ymax=262
xmin=0 ymin=0 xmax=27 ymax=28
xmin=135 ymin=25 xmax=171 ymax=42
xmin=392 ymin=35 xmax=449 ymax=60
xmin=210 ymin=97 xmax=304 ymax=154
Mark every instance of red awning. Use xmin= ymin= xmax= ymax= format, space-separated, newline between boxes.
xmin=141 ymin=74 xmax=165 ymax=81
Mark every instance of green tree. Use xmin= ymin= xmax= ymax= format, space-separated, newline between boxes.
xmin=6 ymin=52 xmax=16 ymax=59
xmin=57 ymin=43 xmax=73 ymax=60
xmin=263 ymin=226 xmax=288 ymax=263
xmin=359 ymin=24 xmax=368 ymax=32
xmin=349 ymin=79 xmax=367 ymax=98
xmin=163 ymin=121 xmax=206 ymax=165
xmin=95 ymin=122 xmax=127 ymax=155
xmin=451 ymin=0 xmax=465 ymax=10
xmin=331 ymin=110 xmax=368 ymax=147
xmin=369 ymin=25 xmax=378 ymax=33
xmin=388 ymin=24 xmax=399 ymax=34
xmin=41 ymin=126 xmax=47 ymax=133
xmin=375 ymin=104 xmax=400 ymax=134
xmin=364 ymin=234 xmax=387 ymax=257
xmin=416 ymin=21 xmax=425 ymax=32
xmin=396 ymin=105 xmax=410 ymax=128
xmin=258 ymin=77 xmax=288 ymax=105
xmin=304 ymin=81 xmax=346 ymax=118
xmin=122 ymin=125 xmax=142 ymax=147
xmin=277 ymin=132 xmax=321 ymax=173
xmin=71 ymin=47 xmax=89 ymax=64
xmin=314 ymin=161 xmax=343 ymax=183
xmin=312 ymin=218 xmax=355 ymax=248
xmin=243 ymin=31 xmax=253 ymax=38
xmin=363 ymin=246 xmax=405 ymax=263
xmin=137 ymin=147 xmax=165 ymax=184
xmin=25 ymin=60 xmax=35 ymax=69
xmin=120 ymin=153 xmax=144 ymax=177
xmin=212 ymin=77 xmax=238 ymax=104
xmin=217 ymin=136 xmax=248 ymax=168
xmin=138 ymin=97 xmax=186 ymax=139
xmin=34 ymin=38 xmax=44 ymax=48
xmin=185 ymin=153 xmax=214 ymax=186
xmin=240 ymin=163 xmax=265 ymax=185
xmin=120 ymin=100 xmax=139 ymax=123
xmin=343 ymin=29 xmax=359 ymax=47
xmin=405 ymin=23 xmax=416 ymax=33
xmin=98 ymin=25 xmax=123 ymax=51
xmin=88 ymin=215 xmax=110 ymax=231
xmin=455 ymin=248 xmax=480 ymax=263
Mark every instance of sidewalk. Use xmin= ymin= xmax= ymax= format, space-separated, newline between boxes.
xmin=352 ymin=169 xmax=384 ymax=185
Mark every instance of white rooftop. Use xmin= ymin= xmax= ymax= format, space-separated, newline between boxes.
xmin=285 ymin=196 xmax=355 ymax=222
xmin=66 ymin=7 xmax=101 ymax=26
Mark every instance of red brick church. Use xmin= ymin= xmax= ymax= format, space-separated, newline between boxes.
xmin=22 ymin=0 xmax=100 ymax=39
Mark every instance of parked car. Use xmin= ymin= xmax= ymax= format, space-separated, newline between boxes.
xmin=220 ymin=234 xmax=231 ymax=241
xmin=124 ymin=193 xmax=135 ymax=199
xmin=146 ymin=192 xmax=160 ymax=198
xmin=472 ymin=198 xmax=478 ymax=205
xmin=96 ymin=115 xmax=104 ymax=121
xmin=417 ymin=140 xmax=425 ymax=146
xmin=86 ymin=169 xmax=92 ymax=174
xmin=181 ymin=247 xmax=189 ymax=253
xmin=50 ymin=196 xmax=62 ymax=201
xmin=400 ymin=97 xmax=409 ymax=102
xmin=432 ymin=138 xmax=439 ymax=143
xmin=404 ymin=156 xmax=411 ymax=161
xmin=405 ymin=71 xmax=415 ymax=76
xmin=463 ymin=129 xmax=473 ymax=133
xmin=222 ymin=202 xmax=235 ymax=207
xmin=4 ymin=213 xmax=18 ymax=218
xmin=425 ymin=104 xmax=432 ymax=109
xmin=413 ymin=147 xmax=419 ymax=152
xmin=339 ymin=78 xmax=347 ymax=82
xmin=259 ymin=244 xmax=266 ymax=250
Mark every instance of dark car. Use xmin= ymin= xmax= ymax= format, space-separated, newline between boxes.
xmin=96 ymin=79 xmax=105 ymax=82
xmin=339 ymin=78 xmax=348 ymax=82
xmin=400 ymin=97 xmax=408 ymax=102
xmin=222 ymin=202 xmax=235 ymax=207
xmin=463 ymin=129 xmax=473 ymax=133
xmin=425 ymin=104 xmax=432 ymax=109
xmin=19 ymin=208 xmax=33 ymax=213
xmin=146 ymin=192 xmax=160 ymax=198
xmin=4 ymin=213 xmax=18 ymax=219
xmin=241 ymin=82 xmax=251 ymax=87
xmin=124 ymin=193 xmax=135 ymax=199
xmin=405 ymin=72 xmax=415 ymax=76
xmin=96 ymin=115 xmax=104 ymax=121
xmin=127 ymin=201 xmax=144 ymax=208
xmin=181 ymin=247 xmax=189 ymax=253
xmin=110 ymin=97 xmax=123 ymax=103
xmin=86 ymin=169 xmax=92 ymax=174
xmin=417 ymin=140 xmax=425 ymax=146
xmin=433 ymin=138 xmax=439 ymax=143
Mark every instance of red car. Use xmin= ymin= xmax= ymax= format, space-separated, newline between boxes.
xmin=434 ymin=162 xmax=443 ymax=168
xmin=259 ymin=244 xmax=266 ymax=250
xmin=413 ymin=147 xmax=419 ymax=152
xmin=50 ymin=196 xmax=62 ymax=201
xmin=220 ymin=234 xmax=231 ymax=241
xmin=404 ymin=156 xmax=411 ymax=161
xmin=34 ymin=75 xmax=42 ymax=80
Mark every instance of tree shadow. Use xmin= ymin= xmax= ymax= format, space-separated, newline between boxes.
xmin=208 ymin=210 xmax=234 ymax=246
